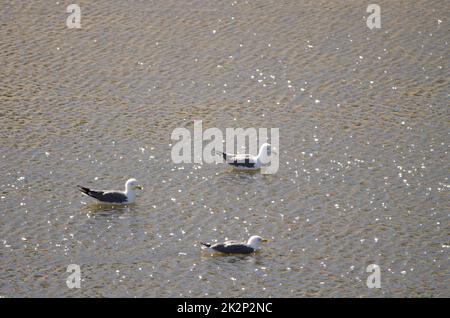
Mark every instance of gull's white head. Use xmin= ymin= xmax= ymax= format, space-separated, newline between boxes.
xmin=258 ymin=143 xmax=276 ymax=158
xmin=125 ymin=178 xmax=143 ymax=191
xmin=247 ymin=235 xmax=268 ymax=250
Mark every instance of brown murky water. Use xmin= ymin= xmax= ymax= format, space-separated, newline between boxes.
xmin=0 ymin=0 xmax=448 ymax=297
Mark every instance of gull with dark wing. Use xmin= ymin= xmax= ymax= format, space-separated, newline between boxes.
xmin=216 ymin=143 xmax=274 ymax=170
xmin=77 ymin=178 xmax=143 ymax=204
xmin=200 ymin=235 xmax=268 ymax=254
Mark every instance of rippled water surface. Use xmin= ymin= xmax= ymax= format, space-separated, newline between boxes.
xmin=0 ymin=0 xmax=448 ymax=297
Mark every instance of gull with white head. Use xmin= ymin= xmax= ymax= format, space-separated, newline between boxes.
xmin=77 ymin=178 xmax=143 ymax=204
xmin=216 ymin=143 xmax=276 ymax=170
xmin=200 ymin=235 xmax=268 ymax=254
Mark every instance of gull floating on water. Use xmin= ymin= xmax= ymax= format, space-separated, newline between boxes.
xmin=77 ymin=178 xmax=143 ymax=204
xmin=200 ymin=235 xmax=268 ymax=254
xmin=217 ymin=143 xmax=274 ymax=170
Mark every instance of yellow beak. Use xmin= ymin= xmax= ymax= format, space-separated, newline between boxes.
xmin=135 ymin=185 xmax=143 ymax=190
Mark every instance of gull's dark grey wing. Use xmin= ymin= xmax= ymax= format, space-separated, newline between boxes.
xmin=77 ymin=186 xmax=128 ymax=203
xmin=210 ymin=242 xmax=255 ymax=254
xmin=219 ymin=152 xmax=256 ymax=168
xmin=228 ymin=157 xmax=256 ymax=168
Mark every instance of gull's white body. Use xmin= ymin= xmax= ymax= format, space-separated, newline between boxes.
xmin=221 ymin=143 xmax=273 ymax=170
xmin=200 ymin=235 xmax=267 ymax=254
xmin=78 ymin=178 xmax=143 ymax=204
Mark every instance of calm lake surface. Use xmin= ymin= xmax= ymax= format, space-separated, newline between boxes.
xmin=0 ymin=0 xmax=448 ymax=297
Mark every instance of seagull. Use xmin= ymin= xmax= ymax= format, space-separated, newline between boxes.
xmin=217 ymin=143 xmax=275 ymax=170
xmin=77 ymin=178 xmax=143 ymax=204
xmin=200 ymin=235 xmax=268 ymax=254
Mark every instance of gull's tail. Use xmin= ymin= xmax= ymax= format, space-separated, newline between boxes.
xmin=214 ymin=150 xmax=228 ymax=161
xmin=200 ymin=242 xmax=211 ymax=248
xmin=77 ymin=185 xmax=92 ymax=196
